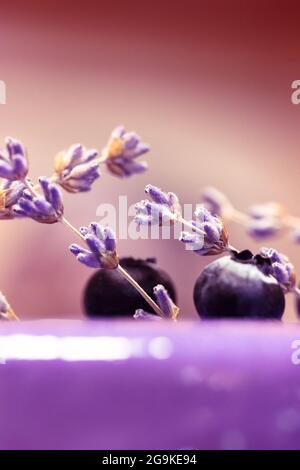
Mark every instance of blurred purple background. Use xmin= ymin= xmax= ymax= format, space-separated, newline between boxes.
xmin=0 ymin=0 xmax=300 ymax=320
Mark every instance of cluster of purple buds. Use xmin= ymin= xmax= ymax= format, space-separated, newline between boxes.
xmin=259 ymin=247 xmax=296 ymax=292
xmin=247 ymin=203 xmax=284 ymax=239
xmin=180 ymin=206 xmax=229 ymax=256
xmin=135 ymin=184 xmax=182 ymax=226
xmin=0 ymin=137 xmax=28 ymax=182
xmin=102 ymin=126 xmax=149 ymax=177
xmin=70 ymin=222 xmax=119 ymax=269
xmin=13 ymin=177 xmax=64 ymax=224
xmin=54 ymin=144 xmax=100 ymax=193
xmin=134 ymin=284 xmax=179 ymax=320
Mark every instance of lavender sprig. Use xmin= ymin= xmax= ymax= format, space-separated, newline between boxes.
xmin=134 ymin=284 xmax=179 ymax=320
xmin=0 ymin=137 xmax=28 ymax=181
xmin=69 ymin=221 xmax=171 ymax=319
xmin=54 ymin=144 xmax=100 ymax=193
xmin=201 ymin=186 xmax=300 ymax=243
xmin=101 ymin=125 xmax=149 ymax=177
xmin=135 ymin=184 xmax=232 ymax=256
xmin=14 ymin=177 xmax=64 ymax=224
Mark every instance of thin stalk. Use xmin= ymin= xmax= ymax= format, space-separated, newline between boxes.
xmin=60 ymin=216 xmax=84 ymax=240
xmin=177 ymin=216 xmax=205 ymax=236
xmin=7 ymin=307 xmax=20 ymax=322
xmin=117 ymin=265 xmax=165 ymax=318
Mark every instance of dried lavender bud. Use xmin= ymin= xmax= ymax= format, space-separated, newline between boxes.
xmin=0 ymin=180 xmax=26 ymax=219
xmin=201 ymin=186 xmax=233 ymax=217
xmin=154 ymin=284 xmax=179 ymax=319
xmin=13 ymin=177 xmax=64 ymax=224
xmin=246 ymin=202 xmax=285 ymax=238
xmin=103 ymin=125 xmax=149 ymax=177
xmin=180 ymin=206 xmax=229 ymax=255
xmin=135 ymin=185 xmax=182 ymax=226
xmin=247 ymin=218 xmax=282 ymax=238
xmin=259 ymin=247 xmax=296 ymax=292
xmin=134 ymin=283 xmax=179 ymax=320
xmin=54 ymin=144 xmax=100 ymax=193
xmin=70 ymin=222 xmax=119 ymax=269
xmin=0 ymin=137 xmax=28 ymax=181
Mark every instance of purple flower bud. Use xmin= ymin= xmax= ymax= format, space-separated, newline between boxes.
xmin=247 ymin=218 xmax=282 ymax=238
xmin=133 ymin=309 xmax=163 ymax=321
xmin=103 ymin=125 xmax=149 ymax=177
xmin=0 ymin=137 xmax=28 ymax=181
xmin=259 ymin=247 xmax=296 ymax=292
xmin=69 ymin=222 xmax=119 ymax=270
xmin=154 ymin=284 xmax=179 ymax=319
xmin=134 ymin=284 xmax=179 ymax=320
xmin=135 ymin=185 xmax=182 ymax=227
xmin=13 ymin=177 xmax=64 ymax=224
xmin=54 ymin=144 xmax=100 ymax=193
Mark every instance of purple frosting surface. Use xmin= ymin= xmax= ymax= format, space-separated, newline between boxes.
xmin=0 ymin=320 xmax=299 ymax=450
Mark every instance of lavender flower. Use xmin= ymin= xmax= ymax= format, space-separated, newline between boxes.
xmin=180 ymin=206 xmax=229 ymax=255
xmin=247 ymin=218 xmax=282 ymax=238
xmin=0 ymin=137 xmax=28 ymax=181
xmin=54 ymin=144 xmax=100 ymax=193
xmin=135 ymin=185 xmax=182 ymax=226
xmin=103 ymin=126 xmax=149 ymax=177
xmin=247 ymin=203 xmax=284 ymax=238
xmin=69 ymin=222 xmax=119 ymax=269
xmin=134 ymin=284 xmax=179 ymax=320
xmin=201 ymin=186 xmax=233 ymax=218
xmin=259 ymin=247 xmax=296 ymax=292
xmin=13 ymin=177 xmax=64 ymax=224
xmin=0 ymin=180 xmax=26 ymax=219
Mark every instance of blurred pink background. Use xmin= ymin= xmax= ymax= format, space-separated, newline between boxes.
xmin=0 ymin=0 xmax=300 ymax=320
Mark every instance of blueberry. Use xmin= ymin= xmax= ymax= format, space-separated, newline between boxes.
xmin=83 ymin=257 xmax=177 ymax=318
xmin=193 ymin=250 xmax=285 ymax=319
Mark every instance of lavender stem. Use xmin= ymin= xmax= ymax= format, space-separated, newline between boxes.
xmin=24 ymin=178 xmax=166 ymax=319
xmin=177 ymin=216 xmax=205 ymax=236
xmin=117 ymin=265 xmax=166 ymax=319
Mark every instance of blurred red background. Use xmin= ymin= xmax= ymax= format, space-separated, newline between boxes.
xmin=0 ymin=0 xmax=300 ymax=320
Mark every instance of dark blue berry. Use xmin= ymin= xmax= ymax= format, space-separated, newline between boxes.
xmin=83 ymin=257 xmax=177 ymax=318
xmin=193 ymin=251 xmax=285 ymax=319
